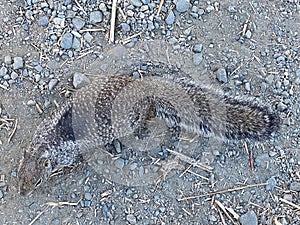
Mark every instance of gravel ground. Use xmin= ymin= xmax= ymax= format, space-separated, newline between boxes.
xmin=0 ymin=0 xmax=299 ymax=224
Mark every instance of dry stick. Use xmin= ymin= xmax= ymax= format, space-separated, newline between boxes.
xmin=279 ymin=198 xmax=300 ymax=210
xmin=109 ymin=0 xmax=118 ymax=43
xmin=178 ymin=182 xmax=268 ymax=201
xmin=0 ymin=84 xmax=8 ymax=90
xmin=28 ymin=205 xmax=49 ymax=225
xmin=244 ymin=142 xmax=254 ymax=170
xmin=157 ymin=0 xmax=165 ymax=16
xmin=215 ymin=200 xmax=237 ymax=224
xmin=45 ymin=200 xmax=80 ymax=208
xmin=8 ymin=118 xmax=17 ymax=143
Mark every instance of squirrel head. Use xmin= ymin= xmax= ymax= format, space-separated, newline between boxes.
xmin=18 ymin=149 xmax=53 ymax=196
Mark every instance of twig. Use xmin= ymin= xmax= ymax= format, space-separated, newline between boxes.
xmin=157 ymin=0 xmax=165 ymax=16
xmin=80 ymin=28 xmax=105 ymax=32
xmin=121 ymin=32 xmax=142 ymax=44
xmin=8 ymin=118 xmax=17 ymax=143
xmin=109 ymin=0 xmax=118 ymax=43
xmin=45 ymin=200 xmax=80 ymax=208
xmin=28 ymin=205 xmax=49 ymax=225
xmin=279 ymin=198 xmax=300 ymax=210
xmin=244 ymin=142 xmax=254 ymax=170
xmin=178 ymin=182 xmax=268 ymax=201
xmin=0 ymin=84 xmax=8 ymax=90
xmin=215 ymin=200 xmax=237 ymax=224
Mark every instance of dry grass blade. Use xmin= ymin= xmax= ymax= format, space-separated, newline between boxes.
xmin=178 ymin=182 xmax=268 ymax=201
xmin=45 ymin=200 xmax=80 ymax=208
xmin=109 ymin=0 xmax=118 ymax=43
xmin=28 ymin=205 xmax=49 ymax=225
xmin=215 ymin=200 xmax=238 ymax=224
xmin=7 ymin=118 xmax=17 ymax=143
xmin=279 ymin=198 xmax=300 ymax=210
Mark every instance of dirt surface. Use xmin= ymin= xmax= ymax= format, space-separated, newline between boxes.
xmin=0 ymin=0 xmax=299 ymax=224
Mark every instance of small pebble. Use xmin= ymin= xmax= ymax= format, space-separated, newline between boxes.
xmin=114 ymin=158 xmax=125 ymax=169
xmin=48 ymin=79 xmax=58 ymax=91
xmin=245 ymin=30 xmax=252 ymax=39
xmin=38 ymin=16 xmax=49 ymax=26
xmin=266 ymin=177 xmax=277 ymax=191
xmin=245 ymin=82 xmax=251 ymax=91
xmin=73 ymin=72 xmax=91 ymax=89
xmin=0 ymin=190 xmax=3 ymax=199
xmin=126 ymin=214 xmax=137 ymax=224
xmin=10 ymin=71 xmax=18 ymax=80
xmin=34 ymin=65 xmax=43 ymax=72
xmin=72 ymin=18 xmax=85 ymax=30
xmin=193 ymin=44 xmax=203 ymax=53
xmin=84 ymin=192 xmax=92 ymax=200
xmin=176 ymin=0 xmax=190 ymax=13
xmin=296 ymin=69 xmax=300 ymax=77
xmin=4 ymin=55 xmax=12 ymax=64
xmin=13 ymin=57 xmax=24 ymax=70
xmin=0 ymin=67 xmax=8 ymax=77
xmin=60 ymin=32 xmax=73 ymax=50
xmin=90 ymin=11 xmax=103 ymax=23
xmin=130 ymin=0 xmax=142 ymax=7
xmin=216 ymin=68 xmax=228 ymax=83
xmin=240 ymin=211 xmax=258 ymax=225
xmin=290 ymin=182 xmax=300 ymax=191
xmin=165 ymin=10 xmax=175 ymax=25
xmin=193 ymin=53 xmax=203 ymax=66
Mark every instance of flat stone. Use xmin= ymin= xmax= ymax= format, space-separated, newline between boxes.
xmin=60 ymin=32 xmax=73 ymax=49
xmin=13 ymin=57 xmax=24 ymax=69
xmin=90 ymin=11 xmax=103 ymax=23
xmin=73 ymin=72 xmax=91 ymax=89
xmin=72 ymin=37 xmax=81 ymax=49
xmin=10 ymin=71 xmax=18 ymax=80
xmin=84 ymin=32 xmax=93 ymax=43
xmin=126 ymin=214 xmax=137 ymax=224
xmin=193 ymin=44 xmax=203 ymax=53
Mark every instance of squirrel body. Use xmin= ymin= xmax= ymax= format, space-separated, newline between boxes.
xmin=18 ymin=74 xmax=279 ymax=195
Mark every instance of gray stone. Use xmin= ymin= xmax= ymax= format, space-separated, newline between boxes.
xmin=84 ymin=192 xmax=92 ymax=200
xmin=245 ymin=82 xmax=251 ymax=91
xmin=72 ymin=37 xmax=81 ymax=49
xmin=240 ymin=211 xmax=258 ymax=225
xmin=13 ymin=57 xmax=24 ymax=69
xmin=10 ymin=71 xmax=18 ymax=80
xmin=0 ymin=190 xmax=3 ymax=199
xmin=0 ymin=67 xmax=8 ymax=77
xmin=38 ymin=16 xmax=49 ymax=26
xmin=265 ymin=74 xmax=274 ymax=84
xmin=90 ymin=11 xmax=103 ymax=23
xmin=34 ymin=65 xmax=43 ymax=72
xmin=290 ymin=182 xmax=300 ymax=191
xmin=216 ymin=68 xmax=228 ymax=83
xmin=99 ymin=3 xmax=107 ymax=12
xmin=277 ymin=102 xmax=287 ymax=111
xmin=296 ymin=69 xmax=300 ymax=77
xmin=176 ymin=0 xmax=190 ymax=13
xmin=60 ymin=32 xmax=73 ymax=49
xmin=245 ymin=30 xmax=252 ymax=39
xmin=72 ymin=18 xmax=85 ymax=30
xmin=266 ymin=177 xmax=277 ymax=191
xmin=165 ymin=10 xmax=175 ymax=25
xmin=126 ymin=214 xmax=137 ymax=224
xmin=130 ymin=0 xmax=142 ymax=7
xmin=84 ymin=32 xmax=93 ymax=43
xmin=193 ymin=53 xmax=203 ymax=66
xmin=193 ymin=44 xmax=203 ymax=53
xmin=48 ymin=79 xmax=58 ymax=91
xmin=120 ymin=23 xmax=131 ymax=32
xmin=73 ymin=72 xmax=91 ymax=89
xmin=4 ymin=55 xmax=12 ymax=64
xmin=114 ymin=158 xmax=125 ymax=169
